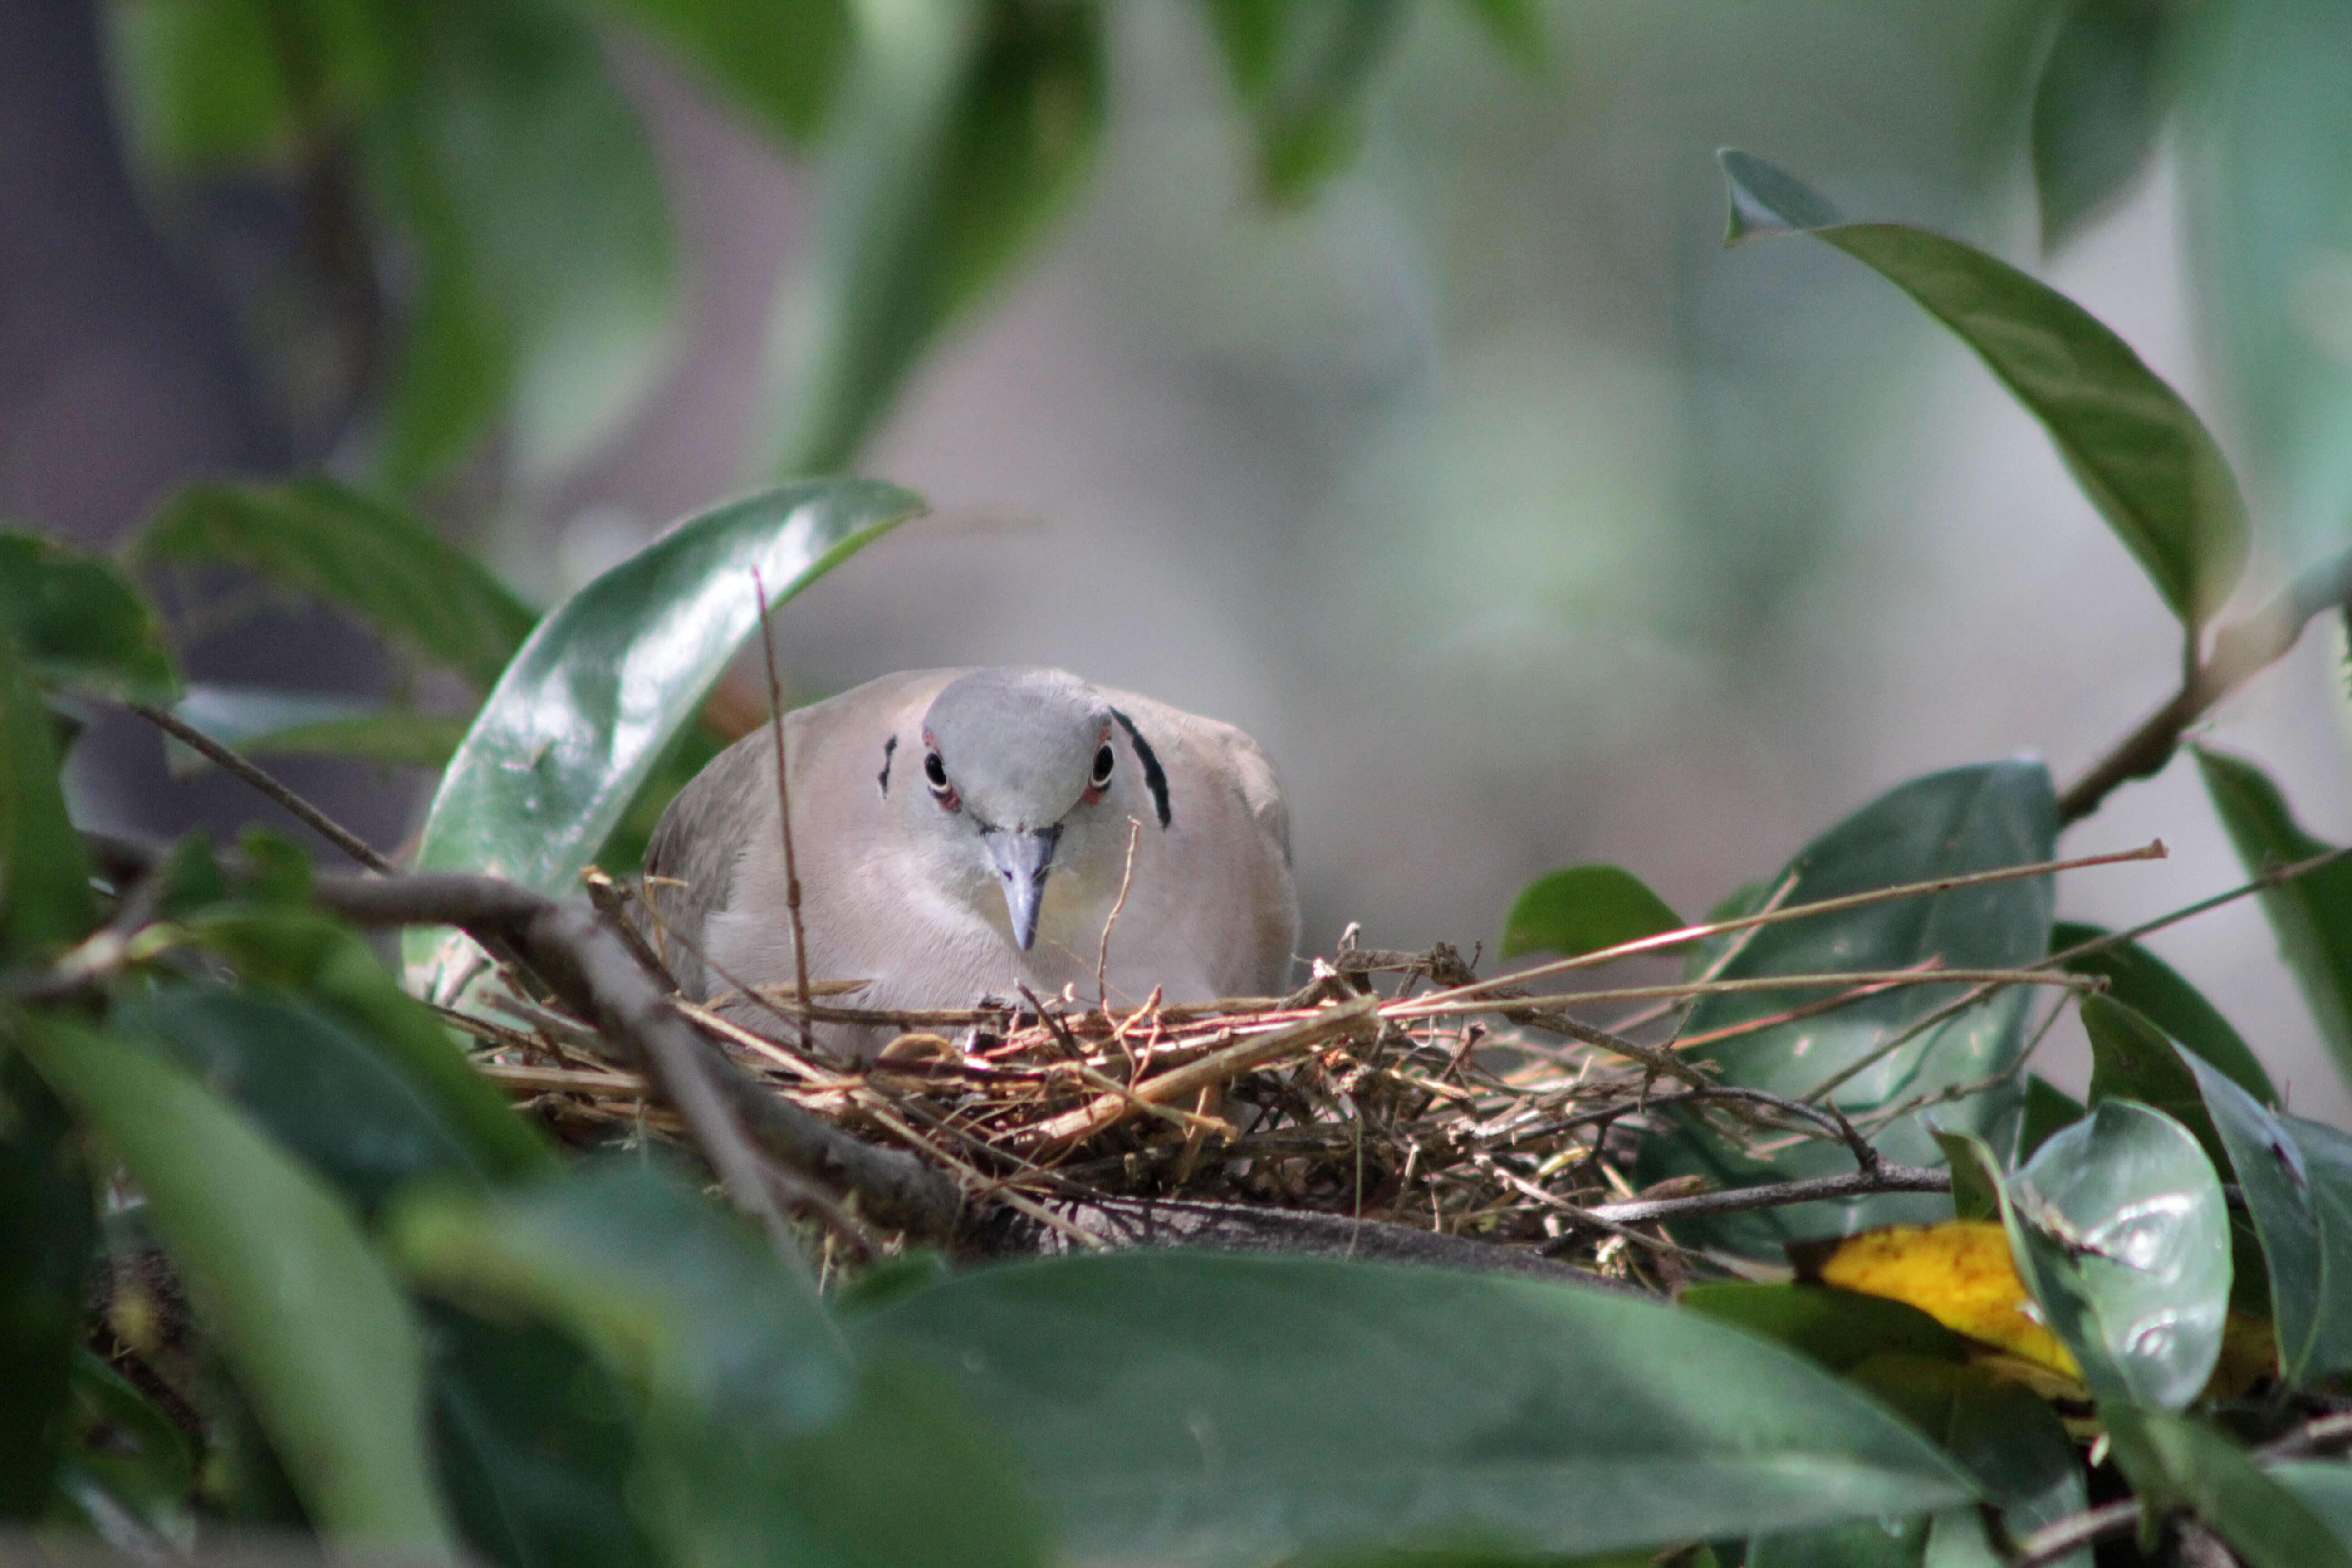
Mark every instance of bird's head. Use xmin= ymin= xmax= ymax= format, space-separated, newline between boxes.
xmin=914 ymin=668 xmax=1127 ymax=951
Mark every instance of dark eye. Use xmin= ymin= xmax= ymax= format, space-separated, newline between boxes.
xmin=1090 ymin=744 xmax=1115 ymax=788
xmin=924 ymin=751 xmax=949 ymax=791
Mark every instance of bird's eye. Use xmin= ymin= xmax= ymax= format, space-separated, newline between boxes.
xmin=924 ymin=751 xmax=949 ymax=791
xmin=1090 ymin=744 xmax=1115 ymax=789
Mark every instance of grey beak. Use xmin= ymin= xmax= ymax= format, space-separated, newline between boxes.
xmin=982 ymin=825 xmax=1061 ymax=951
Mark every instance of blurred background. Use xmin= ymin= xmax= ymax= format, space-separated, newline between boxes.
xmin=9 ymin=0 xmax=2352 ymax=1118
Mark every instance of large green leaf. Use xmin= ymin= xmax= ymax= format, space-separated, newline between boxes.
xmin=100 ymin=0 xmax=395 ymax=172
xmin=2181 ymin=1052 xmax=2352 ymax=1389
xmin=2195 ymin=746 xmax=2352 ymax=1095
xmin=0 ymin=1049 xmax=97 ymax=1517
xmin=20 ymin=1019 xmax=454 ymax=1548
xmin=412 ymin=482 xmax=919 ymax=903
xmin=137 ymin=478 xmax=538 ymax=691
xmin=763 ymin=0 xmax=1103 ymax=475
xmin=1680 ymin=1282 xmax=1964 ymax=1372
xmin=2013 ymin=1099 xmax=2230 ymax=1411
xmin=371 ymin=0 xmax=678 ymax=487
xmin=2082 ymin=995 xmax=2227 ymax=1166
xmin=2180 ymin=0 xmax=2352 ymax=565
xmin=2052 ymin=919 xmax=2275 ymax=1105
xmin=852 ymin=1251 xmax=1977 ymax=1566
xmin=2273 ymin=1461 xmax=2352 ymax=1552
xmin=169 ymin=685 xmax=467 ymax=774
xmin=1636 ymin=762 xmax=2058 ymax=1257
xmin=1720 ymin=149 xmax=2247 ymax=629
xmin=0 ymin=530 xmax=178 ymax=701
xmin=588 ymin=0 xmax=851 ymax=144
xmin=1201 ymin=0 xmax=1413 ymax=204
xmin=2031 ymin=0 xmax=2173 ymax=252
xmin=0 ymin=633 xmax=96 ymax=960
xmin=396 ymin=1163 xmax=1043 ymax=1568
xmin=2105 ymin=1406 xmax=2352 ymax=1568
xmin=1499 ymin=862 xmax=1686 ymax=960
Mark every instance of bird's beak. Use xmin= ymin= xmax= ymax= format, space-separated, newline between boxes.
xmin=982 ymin=826 xmax=1061 ymax=951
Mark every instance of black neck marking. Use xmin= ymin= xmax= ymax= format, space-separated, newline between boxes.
xmin=1109 ymin=708 xmax=1171 ymax=828
xmin=878 ymin=733 xmax=897 ymax=797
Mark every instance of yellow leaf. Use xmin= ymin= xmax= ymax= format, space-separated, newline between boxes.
xmin=1803 ymin=1220 xmax=2080 ymax=1382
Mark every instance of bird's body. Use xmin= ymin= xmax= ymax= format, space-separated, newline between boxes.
xmin=640 ymin=668 xmax=1296 ymax=1058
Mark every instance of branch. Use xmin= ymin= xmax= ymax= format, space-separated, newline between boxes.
xmin=2007 ymin=1498 xmax=2142 ymax=1568
xmin=2059 ymin=546 xmax=2352 ymax=825
xmin=1577 ymin=1161 xmax=1949 ymax=1227
xmin=125 ymin=701 xmax=399 ymax=875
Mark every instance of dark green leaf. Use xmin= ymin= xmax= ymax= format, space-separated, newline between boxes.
xmin=1637 ymin=762 xmax=2058 ymax=1257
xmin=2082 ymin=995 xmax=2227 ymax=1168
xmin=56 ymin=1348 xmax=200 ymax=1532
xmin=410 ymin=482 xmax=919 ymax=934
xmin=396 ymin=1163 xmax=1043 ymax=1568
xmin=2271 ymin=1461 xmax=2352 ymax=1551
xmin=2180 ymin=1052 xmax=2352 ymax=1388
xmin=0 ymin=632 xmax=96 ymax=959
xmin=20 ymin=1019 xmax=454 ymax=1546
xmin=370 ymin=0 xmax=678 ymax=486
xmin=2014 ymin=1099 xmax=2230 ymax=1410
xmin=764 ymin=1 xmax=1103 ymax=475
xmin=0 ymin=1049 xmax=97 ymax=1516
xmin=1680 ymin=1282 xmax=1965 ymax=1372
xmin=588 ymin=0 xmax=851 ymax=144
xmin=100 ymin=0 xmax=395 ymax=172
xmin=1931 ymin=1127 xmax=2002 ymax=1220
xmin=2017 ymin=1074 xmax=2084 ymax=1163
xmin=137 ymin=479 xmax=537 ymax=690
xmin=2032 ymin=0 xmax=2172 ymax=252
xmin=1499 ymin=862 xmax=1686 ymax=959
xmin=0 ymin=531 xmax=178 ymax=701
xmin=2105 ymin=1406 xmax=2351 ymax=1568
xmin=1203 ymin=0 xmax=1412 ymax=204
xmin=1720 ymin=149 xmax=2247 ymax=628
xmin=2194 ymin=747 xmax=2352 ymax=1096
xmin=2051 ymin=920 xmax=2275 ymax=1104
xmin=853 ymin=1251 xmax=1976 ymax=1565
xmin=169 ymin=685 xmax=467 ymax=774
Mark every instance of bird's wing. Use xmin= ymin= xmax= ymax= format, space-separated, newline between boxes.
xmin=638 ymin=727 xmax=772 ymax=996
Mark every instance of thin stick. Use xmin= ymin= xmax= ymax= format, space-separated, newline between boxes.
xmin=1393 ymin=967 xmax=2099 ymax=1021
xmin=751 ymin=570 xmax=815 ymax=1054
xmin=2006 ymin=1499 xmax=2142 ymax=1568
xmin=126 ymin=701 xmax=397 ymax=874
xmin=1097 ymin=815 xmax=1141 ymax=1009
xmin=1580 ymin=1161 xmax=1949 ymax=1225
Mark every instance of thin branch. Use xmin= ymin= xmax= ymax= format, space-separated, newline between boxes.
xmin=2059 ymin=544 xmax=2352 ymax=824
xmin=2007 ymin=1498 xmax=2142 ymax=1568
xmin=1578 ymin=1162 xmax=1949 ymax=1226
xmin=125 ymin=701 xmax=397 ymax=874
xmin=751 ymin=570 xmax=815 ymax=1056
xmin=1097 ymin=815 xmax=1141 ymax=1010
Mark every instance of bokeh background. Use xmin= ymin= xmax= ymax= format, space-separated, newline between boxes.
xmin=10 ymin=0 xmax=2352 ymax=1118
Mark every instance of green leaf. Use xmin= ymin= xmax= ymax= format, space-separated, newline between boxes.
xmin=2272 ymin=1461 xmax=2352 ymax=1552
xmin=2180 ymin=1051 xmax=2352 ymax=1388
xmin=1931 ymin=1126 xmax=2003 ymax=1220
xmin=2194 ymin=746 xmax=2352 ymax=1096
xmin=1499 ymin=862 xmax=1686 ymax=959
xmin=2017 ymin=1073 xmax=2084 ymax=1163
xmin=0 ymin=632 xmax=96 ymax=960
xmin=57 ymin=1348 xmax=200 ymax=1533
xmin=853 ymin=1251 xmax=1977 ymax=1565
xmin=1454 ymin=0 xmax=1549 ymax=77
xmin=371 ymin=0 xmax=679 ymax=486
xmin=2031 ymin=0 xmax=2172 ymax=252
xmin=19 ymin=1018 xmax=454 ymax=1547
xmin=1636 ymin=762 xmax=2058 ymax=1257
xmin=1719 ymin=149 xmax=2247 ymax=628
xmin=396 ymin=1163 xmax=1044 ymax=1568
xmin=2051 ymin=920 xmax=2276 ymax=1105
xmin=763 ymin=0 xmax=1103 ymax=475
xmin=2014 ymin=1099 xmax=2230 ymax=1410
xmin=1680 ymin=1282 xmax=1965 ymax=1372
xmin=411 ymin=481 xmax=919 ymax=905
xmin=137 ymin=478 xmax=538 ymax=691
xmin=1202 ymin=0 xmax=1412 ymax=204
xmin=588 ymin=0 xmax=851 ymax=144
xmin=0 ymin=531 xmax=178 ymax=701
xmin=168 ymin=685 xmax=467 ymax=775
xmin=2105 ymin=1406 xmax=2351 ymax=1568
xmin=0 ymin=1049 xmax=97 ymax=1517
xmin=2082 ymin=995 xmax=2228 ymax=1167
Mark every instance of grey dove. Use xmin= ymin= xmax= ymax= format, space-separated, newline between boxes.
xmin=640 ymin=667 xmax=1298 ymax=1058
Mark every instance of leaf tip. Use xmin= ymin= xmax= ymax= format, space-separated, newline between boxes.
xmin=1718 ymin=148 xmax=1843 ymax=247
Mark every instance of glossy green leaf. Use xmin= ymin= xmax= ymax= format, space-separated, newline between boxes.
xmin=764 ymin=0 xmax=1103 ymax=475
xmin=2272 ymin=1461 xmax=2352 ymax=1551
xmin=371 ymin=0 xmax=678 ymax=486
xmin=169 ymin=684 xmax=466 ymax=774
xmin=1720 ymin=149 xmax=2247 ymax=628
xmin=1931 ymin=1126 xmax=2002 ymax=1220
xmin=2194 ymin=746 xmax=2352 ymax=1096
xmin=0 ymin=1050 xmax=96 ymax=1516
xmin=0 ymin=633 xmax=96 ymax=959
xmin=853 ymin=1251 xmax=1977 ymax=1565
xmin=2179 ymin=0 xmax=2352 ymax=564
xmin=1499 ymin=862 xmax=1686 ymax=959
xmin=2052 ymin=920 xmax=2275 ymax=1105
xmin=137 ymin=479 xmax=537 ymax=691
xmin=2014 ymin=1099 xmax=2230 ymax=1410
xmin=2181 ymin=1052 xmax=2352 ymax=1388
xmin=2016 ymin=1074 xmax=2084 ymax=1164
xmin=412 ymin=481 xmax=919 ymax=910
xmin=2031 ymin=0 xmax=2172 ymax=252
xmin=396 ymin=1163 xmax=1043 ymax=1568
xmin=1680 ymin=1282 xmax=1965 ymax=1372
xmin=1203 ymin=0 xmax=1412 ymax=204
xmin=1637 ymin=762 xmax=2058 ymax=1257
xmin=20 ymin=1019 xmax=454 ymax=1548
xmin=0 ymin=531 xmax=178 ymax=701
xmin=2082 ymin=995 xmax=2227 ymax=1166
xmin=589 ymin=0 xmax=850 ymax=144
xmin=2105 ymin=1406 xmax=2351 ymax=1568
